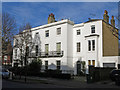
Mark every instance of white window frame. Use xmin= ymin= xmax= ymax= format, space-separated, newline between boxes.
xmin=77 ymin=29 xmax=81 ymax=35
xmin=57 ymin=27 xmax=61 ymax=35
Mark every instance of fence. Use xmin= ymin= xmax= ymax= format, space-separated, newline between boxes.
xmin=88 ymin=65 xmax=116 ymax=82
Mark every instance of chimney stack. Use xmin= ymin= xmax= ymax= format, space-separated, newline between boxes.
xmin=103 ymin=10 xmax=109 ymax=23
xmin=111 ymin=15 xmax=115 ymax=27
xmin=48 ymin=13 xmax=55 ymax=24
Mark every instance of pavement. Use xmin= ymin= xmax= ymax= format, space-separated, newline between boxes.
xmin=3 ymin=75 xmax=120 ymax=88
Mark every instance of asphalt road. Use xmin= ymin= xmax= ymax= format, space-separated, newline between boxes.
xmin=2 ymin=79 xmax=70 ymax=88
xmin=2 ymin=78 xmax=120 ymax=89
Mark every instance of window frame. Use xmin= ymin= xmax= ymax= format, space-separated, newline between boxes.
xmin=88 ymin=60 xmax=91 ymax=65
xmin=91 ymin=25 xmax=95 ymax=33
xmin=76 ymin=29 xmax=81 ymax=35
xmin=56 ymin=60 xmax=61 ymax=70
xmin=45 ymin=30 xmax=49 ymax=37
xmin=77 ymin=42 xmax=81 ymax=52
xmin=45 ymin=44 xmax=49 ymax=54
xmin=15 ymin=49 xmax=17 ymax=58
xmin=57 ymin=27 xmax=61 ymax=35
xmin=88 ymin=40 xmax=91 ymax=51
xmin=92 ymin=60 xmax=95 ymax=66
xmin=92 ymin=40 xmax=95 ymax=51
xmin=36 ymin=45 xmax=38 ymax=56
xmin=45 ymin=61 xmax=48 ymax=70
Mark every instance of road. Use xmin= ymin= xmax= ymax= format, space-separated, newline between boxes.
xmin=2 ymin=79 xmax=70 ymax=88
xmin=2 ymin=77 xmax=120 ymax=89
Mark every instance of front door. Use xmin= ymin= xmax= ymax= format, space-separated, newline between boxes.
xmin=77 ymin=61 xmax=81 ymax=75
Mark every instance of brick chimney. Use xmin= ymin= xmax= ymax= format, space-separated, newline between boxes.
xmin=103 ymin=10 xmax=109 ymax=23
xmin=111 ymin=15 xmax=115 ymax=27
xmin=48 ymin=13 xmax=55 ymax=24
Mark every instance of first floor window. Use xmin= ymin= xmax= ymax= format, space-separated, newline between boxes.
xmin=26 ymin=46 xmax=29 ymax=56
xmin=36 ymin=45 xmax=38 ymax=56
xmin=92 ymin=40 xmax=95 ymax=51
xmin=45 ymin=44 xmax=49 ymax=55
xmin=45 ymin=61 xmax=48 ymax=70
xmin=77 ymin=42 xmax=81 ymax=52
xmin=56 ymin=60 xmax=61 ymax=70
xmin=56 ymin=42 xmax=61 ymax=54
xmin=88 ymin=40 xmax=91 ymax=51
xmin=15 ymin=49 xmax=17 ymax=58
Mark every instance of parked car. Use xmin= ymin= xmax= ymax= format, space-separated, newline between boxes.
xmin=110 ymin=69 xmax=120 ymax=81
xmin=0 ymin=68 xmax=10 ymax=79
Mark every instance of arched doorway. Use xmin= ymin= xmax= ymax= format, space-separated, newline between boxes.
xmin=76 ymin=61 xmax=81 ymax=75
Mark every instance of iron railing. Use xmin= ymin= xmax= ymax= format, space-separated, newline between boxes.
xmin=29 ymin=51 xmax=64 ymax=58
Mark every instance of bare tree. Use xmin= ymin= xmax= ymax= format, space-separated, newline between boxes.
xmin=2 ymin=12 xmax=16 ymax=55
xmin=13 ymin=22 xmax=39 ymax=66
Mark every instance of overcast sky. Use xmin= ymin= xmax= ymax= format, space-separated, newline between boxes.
xmin=2 ymin=2 xmax=118 ymax=34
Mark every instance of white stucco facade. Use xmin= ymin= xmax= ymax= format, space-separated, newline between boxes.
xmin=12 ymin=19 xmax=120 ymax=75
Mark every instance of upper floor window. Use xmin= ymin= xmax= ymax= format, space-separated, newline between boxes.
xmin=88 ymin=40 xmax=91 ymax=51
xmin=26 ymin=46 xmax=29 ymax=56
xmin=91 ymin=25 xmax=95 ymax=33
xmin=45 ymin=30 xmax=49 ymax=37
xmin=57 ymin=28 xmax=61 ymax=35
xmin=92 ymin=40 xmax=95 ymax=51
xmin=45 ymin=44 xmax=49 ymax=54
xmin=77 ymin=29 xmax=81 ymax=35
xmin=88 ymin=40 xmax=95 ymax=51
xmin=77 ymin=42 xmax=81 ymax=52
xmin=36 ymin=45 xmax=38 ymax=56
xmin=56 ymin=42 xmax=61 ymax=52
xmin=15 ymin=49 xmax=17 ymax=58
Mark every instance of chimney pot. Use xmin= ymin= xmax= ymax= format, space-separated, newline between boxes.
xmin=104 ymin=10 xmax=108 ymax=14
xmin=103 ymin=10 xmax=109 ymax=23
xmin=111 ymin=15 xmax=115 ymax=27
xmin=112 ymin=15 xmax=114 ymax=19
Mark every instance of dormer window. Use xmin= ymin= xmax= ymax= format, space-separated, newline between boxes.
xmin=91 ymin=25 xmax=95 ymax=33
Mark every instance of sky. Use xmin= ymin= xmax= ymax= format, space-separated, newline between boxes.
xmin=2 ymin=2 xmax=118 ymax=35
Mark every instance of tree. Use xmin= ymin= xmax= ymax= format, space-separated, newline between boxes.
xmin=29 ymin=58 xmax=42 ymax=73
xmin=2 ymin=12 xmax=16 ymax=55
xmin=13 ymin=22 xmax=35 ymax=66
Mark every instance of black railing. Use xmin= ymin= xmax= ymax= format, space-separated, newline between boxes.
xmin=29 ymin=51 xmax=64 ymax=58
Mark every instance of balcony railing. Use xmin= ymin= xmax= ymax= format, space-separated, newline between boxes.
xmin=29 ymin=51 xmax=64 ymax=58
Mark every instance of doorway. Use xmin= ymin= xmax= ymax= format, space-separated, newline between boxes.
xmin=76 ymin=61 xmax=81 ymax=75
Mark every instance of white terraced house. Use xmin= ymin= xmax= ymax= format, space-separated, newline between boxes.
xmin=12 ymin=10 xmax=120 ymax=75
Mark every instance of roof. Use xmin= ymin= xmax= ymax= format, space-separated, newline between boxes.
xmin=84 ymin=19 xmax=102 ymax=23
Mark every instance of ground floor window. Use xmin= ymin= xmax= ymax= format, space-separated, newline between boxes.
xmin=92 ymin=60 xmax=95 ymax=66
xmin=88 ymin=60 xmax=91 ymax=65
xmin=88 ymin=60 xmax=95 ymax=66
xmin=45 ymin=61 xmax=48 ymax=70
xmin=56 ymin=60 xmax=61 ymax=70
xmin=103 ymin=63 xmax=115 ymax=67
